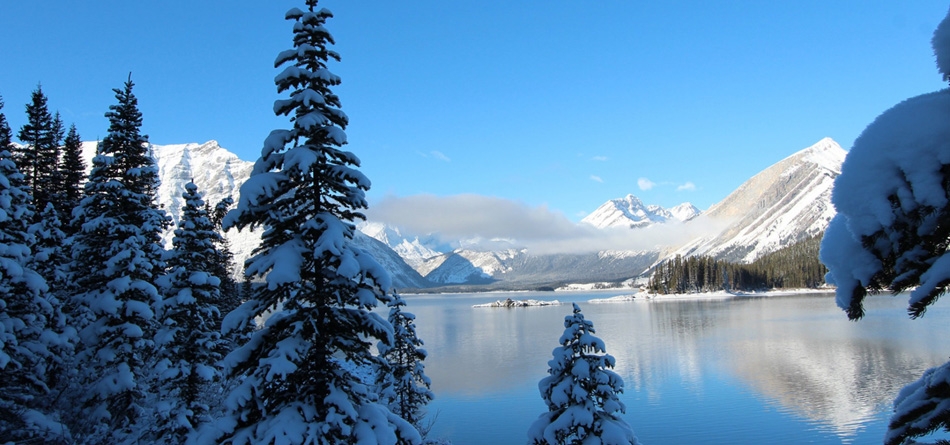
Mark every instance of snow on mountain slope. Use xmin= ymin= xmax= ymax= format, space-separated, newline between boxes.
xmin=418 ymin=249 xmax=521 ymax=284
xmin=82 ymin=140 xmax=259 ymax=278
xmin=357 ymin=221 xmax=444 ymax=269
xmin=349 ymin=231 xmax=432 ymax=289
xmin=678 ymin=137 xmax=845 ymax=263
xmin=669 ymin=202 xmax=701 ymax=221
xmin=582 ymin=194 xmax=698 ymax=229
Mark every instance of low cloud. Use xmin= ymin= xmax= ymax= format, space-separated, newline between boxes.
xmin=638 ymin=177 xmax=656 ymax=191
xmin=366 ymin=194 xmax=730 ymax=255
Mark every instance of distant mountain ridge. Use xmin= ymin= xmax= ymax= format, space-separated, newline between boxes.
xmin=581 ymin=194 xmax=699 ymax=229
xmin=80 ymin=137 xmax=846 ymax=290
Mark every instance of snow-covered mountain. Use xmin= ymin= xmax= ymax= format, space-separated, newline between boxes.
xmin=79 ymin=136 xmax=845 ymax=290
xmin=80 ymin=140 xmax=424 ymax=288
xmin=356 ymin=221 xmax=444 ymax=269
xmin=582 ymin=194 xmax=699 ymax=229
xmin=81 ymin=140 xmax=260 ymax=280
xmin=674 ymin=137 xmax=845 ymax=263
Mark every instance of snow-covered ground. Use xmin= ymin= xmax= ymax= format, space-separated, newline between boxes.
xmin=472 ymin=298 xmax=563 ymax=308
xmin=588 ymin=288 xmax=836 ymax=303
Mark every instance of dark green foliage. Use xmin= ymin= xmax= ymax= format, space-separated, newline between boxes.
xmin=15 ymin=86 xmax=53 ymax=189
xmin=0 ymin=96 xmax=14 ymax=155
xmin=648 ymin=235 xmax=827 ymax=293
xmin=207 ymin=197 xmax=239 ymax=328
xmin=58 ymin=123 xmax=86 ymax=232
xmin=68 ymin=77 xmax=168 ymax=442
xmin=16 ymin=87 xmax=65 ymax=216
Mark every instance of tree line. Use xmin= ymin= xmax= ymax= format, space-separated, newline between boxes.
xmin=647 ymin=234 xmax=827 ymax=294
xmin=0 ymin=2 xmax=433 ymax=443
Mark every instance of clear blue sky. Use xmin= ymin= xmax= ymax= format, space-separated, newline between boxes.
xmin=2 ymin=1 xmax=948 ymax=223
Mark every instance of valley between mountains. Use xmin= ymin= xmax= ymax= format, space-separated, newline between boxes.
xmin=83 ymin=137 xmax=845 ymax=291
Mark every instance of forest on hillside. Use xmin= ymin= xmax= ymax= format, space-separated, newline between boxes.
xmin=647 ymin=235 xmax=827 ymax=294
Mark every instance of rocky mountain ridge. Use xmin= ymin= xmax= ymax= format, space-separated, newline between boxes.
xmin=80 ymin=137 xmax=845 ymax=290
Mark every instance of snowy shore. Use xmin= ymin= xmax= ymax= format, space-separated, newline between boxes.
xmin=586 ymin=288 xmax=836 ymax=303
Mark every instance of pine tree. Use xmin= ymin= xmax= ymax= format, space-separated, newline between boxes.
xmin=39 ymin=111 xmax=65 ymax=214
xmin=152 ymin=182 xmax=225 ymax=444
xmin=0 ymin=145 xmax=67 ymax=442
xmin=0 ymin=96 xmax=13 ymax=154
xmin=218 ymin=2 xmax=419 ymax=444
xmin=528 ymin=303 xmax=640 ymax=445
xmin=59 ymin=124 xmax=86 ymax=235
xmin=208 ymin=196 xmax=239 ymax=331
xmin=378 ymin=293 xmax=433 ymax=431
xmin=68 ymin=77 xmax=168 ymax=443
xmin=15 ymin=86 xmax=53 ymax=189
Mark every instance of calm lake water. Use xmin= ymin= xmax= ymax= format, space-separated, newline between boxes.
xmin=400 ymin=290 xmax=950 ymax=445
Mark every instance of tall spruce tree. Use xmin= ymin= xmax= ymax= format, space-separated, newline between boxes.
xmin=378 ymin=293 xmax=433 ymax=432
xmin=15 ymin=86 xmax=53 ymax=189
xmin=59 ymin=124 xmax=86 ymax=234
xmin=68 ymin=77 xmax=168 ymax=443
xmin=218 ymin=2 xmax=419 ymax=444
xmin=208 ymin=196 xmax=240 ymax=334
xmin=528 ymin=303 xmax=640 ymax=445
xmin=0 ymin=96 xmax=13 ymax=153
xmin=152 ymin=182 xmax=225 ymax=444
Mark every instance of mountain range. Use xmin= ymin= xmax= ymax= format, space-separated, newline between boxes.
xmin=81 ymin=137 xmax=846 ymax=291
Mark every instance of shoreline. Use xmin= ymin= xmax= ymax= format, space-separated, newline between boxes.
xmin=588 ymin=287 xmax=836 ymax=303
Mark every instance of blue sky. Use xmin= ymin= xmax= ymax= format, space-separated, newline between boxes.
xmin=2 ymin=1 xmax=949 ymax=225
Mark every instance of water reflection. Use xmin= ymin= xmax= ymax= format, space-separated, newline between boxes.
xmin=403 ymin=292 xmax=950 ymax=444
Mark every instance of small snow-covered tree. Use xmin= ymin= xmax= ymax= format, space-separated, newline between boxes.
xmin=152 ymin=182 xmax=225 ymax=444
xmin=68 ymin=77 xmax=168 ymax=443
xmin=528 ymin=303 xmax=640 ymax=445
xmin=378 ymin=293 xmax=433 ymax=431
xmin=819 ymin=9 xmax=950 ymax=445
xmin=217 ymin=2 xmax=419 ymax=444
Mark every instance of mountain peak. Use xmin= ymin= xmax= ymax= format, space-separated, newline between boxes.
xmin=582 ymin=194 xmax=694 ymax=229
xmin=786 ymin=137 xmax=846 ymax=174
xmin=689 ymin=138 xmax=845 ymax=262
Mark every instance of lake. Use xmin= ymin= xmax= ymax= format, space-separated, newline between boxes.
xmin=399 ymin=290 xmax=950 ymax=444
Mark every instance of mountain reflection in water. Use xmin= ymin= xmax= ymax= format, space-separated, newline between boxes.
xmin=403 ymin=291 xmax=950 ymax=444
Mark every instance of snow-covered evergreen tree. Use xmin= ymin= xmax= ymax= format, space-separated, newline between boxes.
xmin=152 ymin=182 xmax=225 ymax=444
xmin=217 ymin=2 xmax=420 ymax=444
xmin=528 ymin=303 xmax=640 ymax=445
xmin=0 ymin=145 xmax=67 ymax=442
xmin=378 ymin=293 xmax=433 ymax=432
xmin=67 ymin=77 xmax=168 ymax=443
xmin=819 ymin=8 xmax=950 ymax=445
